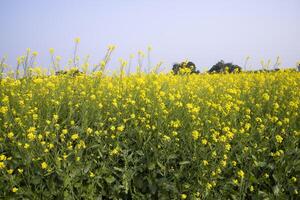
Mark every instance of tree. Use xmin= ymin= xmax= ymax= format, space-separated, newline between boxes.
xmin=172 ymin=61 xmax=200 ymax=75
xmin=208 ymin=60 xmax=242 ymax=73
xmin=55 ymin=69 xmax=83 ymax=76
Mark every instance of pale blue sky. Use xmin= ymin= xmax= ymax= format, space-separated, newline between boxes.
xmin=0 ymin=0 xmax=299 ymax=72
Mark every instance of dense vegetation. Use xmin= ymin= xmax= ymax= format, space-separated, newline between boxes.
xmin=0 ymin=68 xmax=299 ymax=199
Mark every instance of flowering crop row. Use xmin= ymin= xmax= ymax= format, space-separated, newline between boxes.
xmin=0 ymin=70 xmax=299 ymax=199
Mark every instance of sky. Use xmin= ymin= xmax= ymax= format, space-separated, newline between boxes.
xmin=0 ymin=0 xmax=300 ymax=72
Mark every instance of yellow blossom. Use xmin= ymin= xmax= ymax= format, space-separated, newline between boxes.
xmin=0 ymin=162 xmax=6 ymax=169
xmin=71 ymin=133 xmax=79 ymax=140
xmin=74 ymin=37 xmax=80 ymax=43
xmin=250 ymin=185 xmax=254 ymax=192
xmin=24 ymin=143 xmax=30 ymax=149
xmin=89 ymin=172 xmax=95 ymax=178
xmin=117 ymin=125 xmax=125 ymax=132
xmin=237 ymin=170 xmax=244 ymax=179
xmin=233 ymin=179 xmax=239 ymax=185
xmin=41 ymin=162 xmax=48 ymax=169
xmin=192 ymin=130 xmax=200 ymax=140
xmin=275 ymin=135 xmax=283 ymax=143
xmin=291 ymin=177 xmax=297 ymax=182
xmin=27 ymin=132 xmax=35 ymax=141
xmin=0 ymin=154 xmax=7 ymax=161
xmin=201 ymin=139 xmax=208 ymax=145
xmin=181 ymin=194 xmax=187 ymax=199
xmin=86 ymin=128 xmax=93 ymax=134
xmin=206 ymin=183 xmax=212 ymax=190
xmin=232 ymin=161 xmax=237 ymax=167
xmin=7 ymin=132 xmax=14 ymax=139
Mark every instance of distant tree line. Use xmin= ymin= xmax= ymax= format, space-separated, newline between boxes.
xmin=172 ymin=60 xmax=300 ymax=75
xmin=52 ymin=60 xmax=300 ymax=77
xmin=172 ymin=60 xmax=242 ymax=74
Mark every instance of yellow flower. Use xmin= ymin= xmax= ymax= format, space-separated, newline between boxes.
xmin=221 ymin=160 xmax=227 ymax=167
xmin=203 ymin=160 xmax=209 ymax=166
xmin=18 ymin=168 xmax=24 ymax=174
xmin=89 ymin=172 xmax=95 ymax=178
xmin=38 ymin=134 xmax=43 ymax=140
xmin=86 ymin=128 xmax=93 ymax=134
xmin=90 ymin=94 xmax=96 ymax=100
xmin=232 ymin=161 xmax=237 ymax=167
xmin=110 ymin=146 xmax=120 ymax=155
xmin=273 ymin=103 xmax=279 ymax=109
xmin=12 ymin=187 xmax=18 ymax=193
xmin=117 ymin=125 xmax=125 ymax=132
xmin=71 ymin=133 xmax=79 ymax=140
xmin=108 ymin=44 xmax=116 ymax=51
xmin=172 ymin=131 xmax=178 ymax=137
xmin=7 ymin=132 xmax=14 ymax=139
xmin=130 ymin=113 xmax=136 ymax=119
xmin=262 ymin=93 xmax=270 ymax=101
xmin=27 ymin=132 xmax=35 ymax=141
xmin=100 ymin=61 xmax=106 ymax=67
xmin=233 ymin=179 xmax=239 ymax=185
xmin=201 ymin=139 xmax=208 ymax=145
xmin=192 ymin=130 xmax=200 ymax=140
xmin=162 ymin=135 xmax=171 ymax=141
xmin=250 ymin=185 xmax=254 ymax=192
xmin=264 ymin=173 xmax=269 ymax=178
xmin=41 ymin=162 xmax=48 ymax=169
xmin=237 ymin=170 xmax=244 ymax=179
xmin=291 ymin=177 xmax=297 ymax=182
xmin=0 ymin=162 xmax=6 ymax=169
xmin=7 ymin=169 xmax=13 ymax=174
xmin=49 ymin=48 xmax=54 ymax=54
xmin=212 ymin=151 xmax=217 ymax=157
xmin=74 ymin=37 xmax=81 ymax=43
xmin=206 ymin=183 xmax=212 ymax=190
xmin=0 ymin=154 xmax=7 ymax=161
xmin=28 ymin=127 xmax=36 ymax=133
xmin=275 ymin=135 xmax=283 ymax=143
xmin=110 ymin=126 xmax=116 ymax=131
xmin=181 ymin=194 xmax=187 ymax=199
xmin=53 ymin=114 xmax=59 ymax=121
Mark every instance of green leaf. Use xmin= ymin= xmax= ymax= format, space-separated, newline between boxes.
xmin=83 ymin=164 xmax=91 ymax=174
xmin=105 ymin=175 xmax=116 ymax=184
xmin=113 ymin=167 xmax=123 ymax=172
xmin=257 ymin=161 xmax=266 ymax=167
xmin=273 ymin=184 xmax=280 ymax=196
xmin=179 ymin=161 xmax=191 ymax=165
xmin=167 ymin=154 xmax=177 ymax=160
xmin=148 ymin=163 xmax=155 ymax=170
xmin=157 ymin=161 xmax=166 ymax=171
